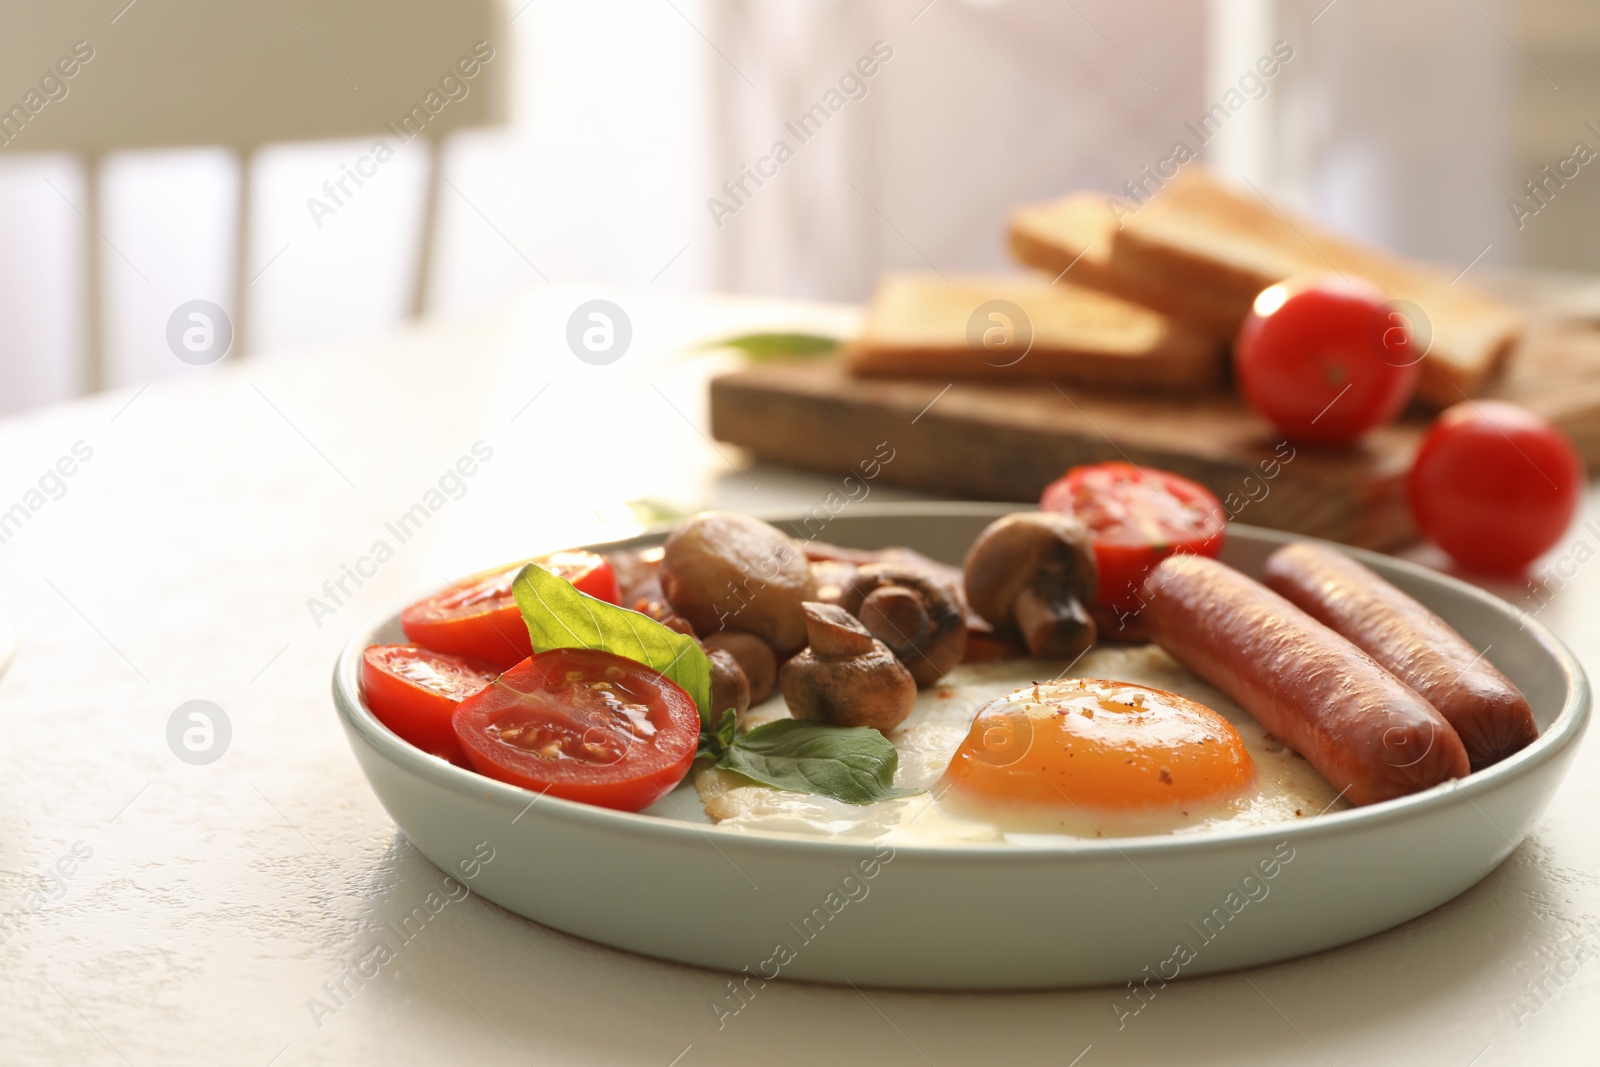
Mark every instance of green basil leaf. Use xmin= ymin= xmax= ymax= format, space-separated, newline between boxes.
xmin=698 ymin=708 xmax=737 ymax=761
xmin=511 ymin=562 xmax=713 ymax=721
xmin=716 ymin=719 xmax=919 ymax=806
xmin=623 ymin=498 xmax=689 ymax=526
xmin=702 ymin=332 xmax=840 ymax=361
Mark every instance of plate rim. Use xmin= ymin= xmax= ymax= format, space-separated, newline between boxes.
xmin=332 ymin=503 xmax=1591 ymax=861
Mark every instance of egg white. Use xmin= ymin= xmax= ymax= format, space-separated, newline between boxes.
xmin=693 ymin=645 xmax=1346 ymax=844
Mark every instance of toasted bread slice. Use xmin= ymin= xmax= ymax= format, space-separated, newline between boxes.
xmin=1008 ymin=171 xmax=1524 ymax=404
xmin=1109 ymin=169 xmax=1524 ymax=404
xmin=1008 ymin=194 xmax=1239 ymax=336
xmin=847 ymin=272 xmax=1221 ymax=390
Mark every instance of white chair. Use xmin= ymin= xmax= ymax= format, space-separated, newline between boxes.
xmin=0 ymin=0 xmax=508 ymax=388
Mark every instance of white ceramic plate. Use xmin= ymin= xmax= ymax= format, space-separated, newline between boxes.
xmin=332 ymin=504 xmax=1589 ymax=990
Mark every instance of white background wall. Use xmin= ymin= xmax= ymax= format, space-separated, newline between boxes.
xmin=0 ymin=0 xmax=1587 ymax=416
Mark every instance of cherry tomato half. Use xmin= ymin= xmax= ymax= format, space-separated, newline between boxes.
xmin=1235 ymin=275 xmax=1420 ymax=446
xmin=452 ymin=647 xmax=700 ymax=812
xmin=401 ymin=551 xmax=620 ymax=670
xmin=1408 ymin=400 xmax=1583 ymax=574
xmin=362 ymin=644 xmax=499 ymax=765
xmin=1041 ymin=462 xmax=1226 ymax=612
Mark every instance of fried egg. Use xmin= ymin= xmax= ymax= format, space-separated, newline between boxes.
xmin=693 ymin=645 xmax=1346 ymax=844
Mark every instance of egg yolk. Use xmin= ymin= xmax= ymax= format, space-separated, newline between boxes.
xmin=945 ymin=679 xmax=1254 ymax=809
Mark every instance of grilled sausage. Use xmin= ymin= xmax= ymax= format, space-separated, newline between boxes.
xmin=1142 ymin=554 xmax=1470 ymax=806
xmin=1263 ymin=541 xmax=1537 ymax=771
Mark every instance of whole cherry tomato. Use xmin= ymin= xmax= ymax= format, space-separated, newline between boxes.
xmin=1235 ymin=275 xmax=1421 ymax=446
xmin=1408 ymin=401 xmax=1583 ymax=574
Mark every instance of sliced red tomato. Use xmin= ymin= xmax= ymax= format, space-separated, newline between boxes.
xmin=401 ymin=551 xmax=620 ymax=670
xmin=1041 ymin=462 xmax=1227 ymax=612
xmin=362 ymin=644 xmax=499 ymax=765
xmin=452 ymin=648 xmax=699 ymax=812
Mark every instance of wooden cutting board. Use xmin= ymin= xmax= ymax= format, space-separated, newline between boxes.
xmin=709 ymin=321 xmax=1600 ymax=551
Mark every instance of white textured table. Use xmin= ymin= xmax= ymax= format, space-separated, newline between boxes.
xmin=2 ymin=285 xmax=1596 ymax=1066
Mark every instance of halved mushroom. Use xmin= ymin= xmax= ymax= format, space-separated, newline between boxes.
xmin=606 ymin=546 xmax=665 ymax=604
xmin=804 ymin=541 xmax=957 ymax=576
xmin=808 ymin=541 xmax=1010 ymax=665
xmin=837 ymin=565 xmax=967 ymax=687
xmin=963 ymin=512 xmax=1098 ymax=660
xmin=703 ymin=630 xmax=777 ymax=704
xmin=807 ymin=558 xmax=859 ymax=607
xmin=706 ymin=647 xmax=752 ymax=719
xmin=660 ymin=512 xmax=814 ymax=658
xmin=779 ymin=603 xmax=916 ymax=731
xmin=621 ymin=573 xmax=699 ymax=638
